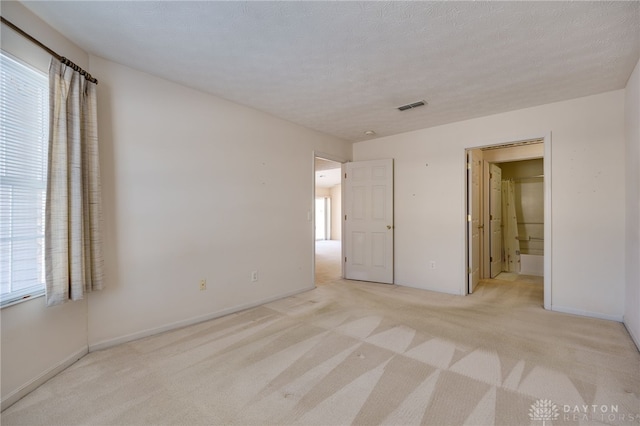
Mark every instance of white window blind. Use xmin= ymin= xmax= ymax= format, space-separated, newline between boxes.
xmin=0 ymin=51 xmax=49 ymax=306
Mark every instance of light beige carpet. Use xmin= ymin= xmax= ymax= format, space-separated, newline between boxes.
xmin=495 ymin=273 xmax=542 ymax=284
xmin=315 ymin=239 xmax=342 ymax=285
xmin=2 ymin=277 xmax=639 ymax=425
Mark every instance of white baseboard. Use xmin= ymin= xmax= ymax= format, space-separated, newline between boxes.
xmin=551 ymin=304 xmax=623 ymax=322
xmin=623 ymin=316 xmax=640 ymax=352
xmin=89 ymin=285 xmax=315 ymax=352
xmin=1 ymin=346 xmax=88 ymax=411
xmin=393 ymin=281 xmax=462 ymax=296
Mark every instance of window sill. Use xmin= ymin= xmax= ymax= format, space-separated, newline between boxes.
xmin=1 ymin=290 xmax=45 ymax=309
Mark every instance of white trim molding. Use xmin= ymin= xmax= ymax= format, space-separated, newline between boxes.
xmin=623 ymin=316 xmax=640 ymax=351
xmin=1 ymin=346 xmax=88 ymax=411
xmin=88 ymin=286 xmax=315 ymax=352
xmin=552 ymin=304 xmax=623 ymax=323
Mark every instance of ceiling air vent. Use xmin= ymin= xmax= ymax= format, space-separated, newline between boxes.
xmin=398 ymin=100 xmax=426 ymax=111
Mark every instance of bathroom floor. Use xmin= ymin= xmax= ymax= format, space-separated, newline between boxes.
xmin=494 ymin=272 xmax=543 ymax=284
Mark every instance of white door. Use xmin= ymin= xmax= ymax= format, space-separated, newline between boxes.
xmin=489 ymin=164 xmax=503 ymax=278
xmin=468 ymin=151 xmax=482 ymax=293
xmin=344 ymin=159 xmax=393 ymax=284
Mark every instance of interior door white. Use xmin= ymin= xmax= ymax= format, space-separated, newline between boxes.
xmin=468 ymin=151 xmax=482 ymax=293
xmin=490 ymin=164 xmax=503 ymax=278
xmin=344 ymin=159 xmax=393 ymax=284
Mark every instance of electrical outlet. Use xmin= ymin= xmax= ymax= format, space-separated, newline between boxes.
xmin=251 ymin=270 xmax=259 ymax=282
xmin=429 ymin=261 xmax=436 ymax=270
xmin=199 ymin=279 xmax=207 ymax=291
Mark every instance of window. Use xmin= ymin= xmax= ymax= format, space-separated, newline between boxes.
xmin=0 ymin=51 xmax=49 ymax=306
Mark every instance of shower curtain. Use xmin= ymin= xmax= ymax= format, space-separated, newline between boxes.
xmin=501 ymin=180 xmax=520 ymax=273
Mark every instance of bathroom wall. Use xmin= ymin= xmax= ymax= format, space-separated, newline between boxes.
xmin=501 ymin=159 xmax=544 ymax=255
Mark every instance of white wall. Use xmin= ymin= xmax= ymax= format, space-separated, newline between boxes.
xmin=88 ymin=56 xmax=350 ymax=348
xmin=0 ymin=1 xmax=91 ymax=409
xmin=624 ymin=58 xmax=640 ymax=349
xmin=354 ymin=90 xmax=626 ymax=321
xmin=315 ymin=187 xmax=331 ymax=198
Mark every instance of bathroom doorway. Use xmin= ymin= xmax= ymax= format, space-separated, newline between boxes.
xmin=465 ymin=136 xmax=552 ymax=309
xmin=493 ymin=158 xmax=544 ymax=278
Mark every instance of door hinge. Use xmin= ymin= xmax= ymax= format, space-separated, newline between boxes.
xmin=490 ymin=214 xmax=493 ymax=220
xmin=490 ymin=257 xmax=493 ymax=262
xmin=467 ymin=214 xmax=471 ymax=222
xmin=344 ymin=214 xmax=347 ymax=221
xmin=344 ymin=173 xmax=347 ymax=179
xmin=467 ymin=267 xmax=471 ymax=274
xmin=345 ymin=257 xmax=347 ymax=263
xmin=490 ymin=173 xmax=492 ymax=179
xmin=467 ymin=163 xmax=471 ymax=170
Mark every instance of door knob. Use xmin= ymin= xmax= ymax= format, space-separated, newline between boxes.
xmin=387 ymin=225 xmax=393 ymax=230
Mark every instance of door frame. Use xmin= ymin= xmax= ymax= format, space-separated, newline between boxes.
xmin=312 ymin=151 xmax=347 ymax=287
xmin=464 ymin=133 xmax=552 ymax=310
xmin=488 ymin=163 xmax=503 ymax=278
xmin=467 ymin=150 xmax=483 ymax=293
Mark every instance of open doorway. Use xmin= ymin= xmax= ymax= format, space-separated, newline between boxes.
xmin=494 ymin=158 xmax=545 ymax=279
xmin=314 ymin=157 xmax=342 ymax=285
xmin=466 ymin=137 xmax=552 ymax=309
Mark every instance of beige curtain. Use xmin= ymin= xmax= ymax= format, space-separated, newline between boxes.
xmin=45 ymin=58 xmax=104 ymax=306
xmin=501 ymin=180 xmax=520 ymax=273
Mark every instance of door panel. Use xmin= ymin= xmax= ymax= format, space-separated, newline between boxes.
xmin=372 ymin=186 xmax=386 ymax=219
xmin=345 ymin=159 xmax=393 ymax=284
xmin=372 ymin=233 xmax=386 ymax=267
xmin=352 ymin=232 xmax=366 ymax=265
xmin=353 ymin=187 xmax=365 ymax=219
xmin=468 ymin=151 xmax=482 ymax=293
xmin=490 ymin=164 xmax=503 ymax=278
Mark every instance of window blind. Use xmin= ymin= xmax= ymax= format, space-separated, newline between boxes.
xmin=0 ymin=51 xmax=49 ymax=306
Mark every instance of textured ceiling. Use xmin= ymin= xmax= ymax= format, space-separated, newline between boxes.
xmin=315 ymin=168 xmax=341 ymax=189
xmin=20 ymin=1 xmax=640 ymax=142
xmin=314 ymin=158 xmax=341 ymax=173
xmin=315 ymin=158 xmax=341 ymax=188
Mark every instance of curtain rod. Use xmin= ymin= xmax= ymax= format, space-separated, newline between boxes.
xmin=1 ymin=16 xmax=98 ymax=84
